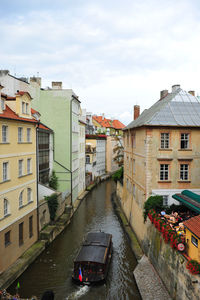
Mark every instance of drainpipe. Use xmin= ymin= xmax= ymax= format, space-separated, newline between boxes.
xmin=36 ymin=122 xmax=40 ymax=240
xmin=70 ymin=98 xmax=73 ymax=207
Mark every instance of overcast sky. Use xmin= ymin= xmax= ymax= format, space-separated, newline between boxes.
xmin=1 ymin=0 xmax=200 ymax=125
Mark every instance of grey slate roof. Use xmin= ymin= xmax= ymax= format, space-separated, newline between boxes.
xmin=126 ymin=88 xmax=200 ymax=130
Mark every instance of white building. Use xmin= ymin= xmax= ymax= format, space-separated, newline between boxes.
xmin=78 ymin=109 xmax=86 ymax=196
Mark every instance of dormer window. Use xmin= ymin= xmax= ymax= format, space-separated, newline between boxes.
xmin=22 ymin=101 xmax=25 ymax=114
xmin=26 ymin=103 xmax=29 ymax=114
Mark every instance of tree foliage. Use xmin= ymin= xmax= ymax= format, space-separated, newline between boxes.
xmin=143 ymin=195 xmax=163 ymax=222
xmin=49 ymin=170 xmax=58 ymax=190
xmin=45 ymin=193 xmax=59 ymax=222
xmin=112 ymin=167 xmax=123 ymax=183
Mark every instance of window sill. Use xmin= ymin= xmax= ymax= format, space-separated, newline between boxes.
xmin=178 ymin=149 xmax=192 ymax=151
xmin=177 ymin=180 xmax=191 ymax=183
xmin=5 ymin=242 xmax=11 ymax=248
xmin=18 ymin=142 xmax=32 ymax=144
xmin=159 ymin=148 xmax=172 ymax=151
xmin=0 ymin=213 xmax=11 ymax=222
xmin=158 ymin=180 xmax=172 ymax=183
xmin=0 ymin=179 xmax=11 ymax=184
xmin=18 ymin=173 xmax=32 ymax=178
xmin=0 ymin=142 xmax=10 ymax=144
xmin=19 ymin=242 xmax=24 ymax=247
xmin=19 ymin=201 xmax=34 ymax=210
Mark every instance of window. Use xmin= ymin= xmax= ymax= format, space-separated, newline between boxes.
xmin=161 ymin=133 xmax=169 ymax=149
xmin=27 ymin=188 xmax=32 ymax=203
xmin=27 ymin=158 xmax=31 ymax=174
xmin=27 ymin=128 xmax=31 ymax=142
xmin=191 ymin=235 xmax=198 ymax=247
xmin=2 ymin=125 xmax=8 ymax=143
xmin=4 ymin=199 xmax=9 ymax=216
xmin=22 ymin=101 xmax=25 ymax=113
xmin=133 ymin=159 xmax=135 ymax=174
xmin=160 ymin=164 xmax=169 ymax=180
xmin=18 ymin=127 xmax=23 ymax=142
xmin=163 ymin=195 xmax=169 ymax=206
xmin=19 ymin=191 xmax=23 ymax=208
xmin=5 ymin=231 xmax=11 ymax=247
xmin=26 ymin=103 xmax=29 ymax=114
xmin=18 ymin=159 xmax=23 ymax=177
xmin=180 ymin=164 xmax=189 ymax=181
xmin=29 ymin=216 xmax=33 ymax=238
xmin=3 ymin=162 xmax=8 ymax=181
xmin=133 ymin=184 xmax=136 ymax=197
xmin=19 ymin=222 xmax=24 ymax=246
xmin=180 ymin=133 xmax=189 ymax=149
xmin=86 ymin=155 xmax=90 ymax=164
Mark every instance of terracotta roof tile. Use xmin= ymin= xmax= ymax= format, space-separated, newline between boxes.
xmin=93 ymin=115 xmax=125 ymax=129
xmin=0 ymin=105 xmax=37 ymax=123
xmin=183 ymin=215 xmax=200 ymax=238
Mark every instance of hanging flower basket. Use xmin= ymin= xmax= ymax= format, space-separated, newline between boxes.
xmin=186 ymin=260 xmax=200 ymax=275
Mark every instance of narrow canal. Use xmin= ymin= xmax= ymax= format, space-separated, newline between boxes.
xmin=9 ymin=180 xmax=141 ymax=300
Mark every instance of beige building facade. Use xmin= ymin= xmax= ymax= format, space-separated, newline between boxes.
xmin=122 ymin=85 xmax=200 ymax=243
xmin=0 ymin=89 xmax=38 ymax=273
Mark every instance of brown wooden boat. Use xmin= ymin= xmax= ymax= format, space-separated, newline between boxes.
xmin=72 ymin=232 xmax=112 ymax=284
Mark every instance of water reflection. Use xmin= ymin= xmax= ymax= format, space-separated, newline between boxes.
xmin=8 ymin=180 xmax=141 ymax=300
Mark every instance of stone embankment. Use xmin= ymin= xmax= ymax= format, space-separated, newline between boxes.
xmin=112 ymin=192 xmax=172 ymax=300
xmin=0 ymin=175 xmax=110 ymax=290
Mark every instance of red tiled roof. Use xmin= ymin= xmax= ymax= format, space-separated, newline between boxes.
xmin=31 ymin=108 xmax=40 ymax=115
xmin=183 ymin=215 xmax=200 ymax=238
xmin=93 ymin=115 xmax=125 ymax=129
xmin=38 ymin=123 xmax=52 ymax=131
xmin=0 ymin=104 xmax=38 ymax=123
xmin=16 ymin=91 xmax=32 ymax=99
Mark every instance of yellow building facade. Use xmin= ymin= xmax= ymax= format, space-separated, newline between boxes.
xmin=122 ymin=86 xmax=200 ymax=243
xmin=0 ymin=90 xmax=38 ymax=273
xmin=184 ymin=215 xmax=200 ymax=262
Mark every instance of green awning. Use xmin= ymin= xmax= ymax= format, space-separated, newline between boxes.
xmin=172 ymin=191 xmax=200 ymax=214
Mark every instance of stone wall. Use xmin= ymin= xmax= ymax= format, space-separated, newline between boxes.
xmin=116 ymin=185 xmax=200 ymax=300
xmin=144 ymin=221 xmax=200 ymax=300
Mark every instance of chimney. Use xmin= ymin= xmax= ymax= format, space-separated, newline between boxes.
xmin=102 ymin=113 xmax=105 ymax=120
xmin=160 ymin=90 xmax=168 ymax=99
xmin=30 ymin=76 xmax=41 ymax=87
xmin=188 ymin=90 xmax=195 ymax=96
xmin=134 ymin=105 xmax=140 ymax=120
xmin=172 ymin=84 xmax=180 ymax=93
xmin=52 ymin=81 xmax=62 ymax=89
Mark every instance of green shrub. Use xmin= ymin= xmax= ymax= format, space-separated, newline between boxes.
xmin=45 ymin=193 xmax=58 ymax=222
xmin=112 ymin=167 xmax=123 ymax=183
xmin=143 ymin=195 xmax=163 ymax=222
xmin=49 ymin=170 xmax=58 ymax=190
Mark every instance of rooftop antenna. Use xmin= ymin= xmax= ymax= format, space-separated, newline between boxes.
xmin=37 ymin=71 xmax=39 ymax=78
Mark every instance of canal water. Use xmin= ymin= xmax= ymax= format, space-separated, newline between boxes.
xmin=8 ymin=180 xmax=141 ymax=300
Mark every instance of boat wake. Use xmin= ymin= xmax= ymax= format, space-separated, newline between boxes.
xmin=66 ymin=285 xmax=90 ymax=299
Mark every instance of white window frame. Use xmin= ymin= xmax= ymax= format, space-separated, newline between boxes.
xmin=22 ymin=101 xmax=25 ymax=114
xmin=4 ymin=199 xmax=9 ymax=216
xmin=163 ymin=195 xmax=169 ymax=206
xmin=27 ymin=158 xmax=31 ymax=174
xmin=161 ymin=133 xmax=169 ymax=149
xmin=160 ymin=164 xmax=169 ymax=181
xmin=19 ymin=191 xmax=23 ymax=208
xmin=2 ymin=125 xmax=8 ymax=143
xmin=180 ymin=164 xmax=189 ymax=181
xmin=86 ymin=155 xmax=90 ymax=164
xmin=3 ymin=161 xmax=8 ymax=181
xmin=27 ymin=128 xmax=31 ymax=142
xmin=27 ymin=188 xmax=32 ymax=203
xmin=191 ymin=235 xmax=198 ymax=247
xmin=180 ymin=133 xmax=189 ymax=149
xmin=18 ymin=127 xmax=23 ymax=143
xmin=18 ymin=159 xmax=23 ymax=177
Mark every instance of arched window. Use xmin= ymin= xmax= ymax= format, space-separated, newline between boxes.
xmin=19 ymin=191 xmax=23 ymax=208
xmin=4 ymin=199 xmax=9 ymax=216
xmin=27 ymin=188 xmax=32 ymax=203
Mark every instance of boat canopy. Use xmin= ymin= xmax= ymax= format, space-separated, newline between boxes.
xmin=74 ymin=232 xmax=112 ymax=264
